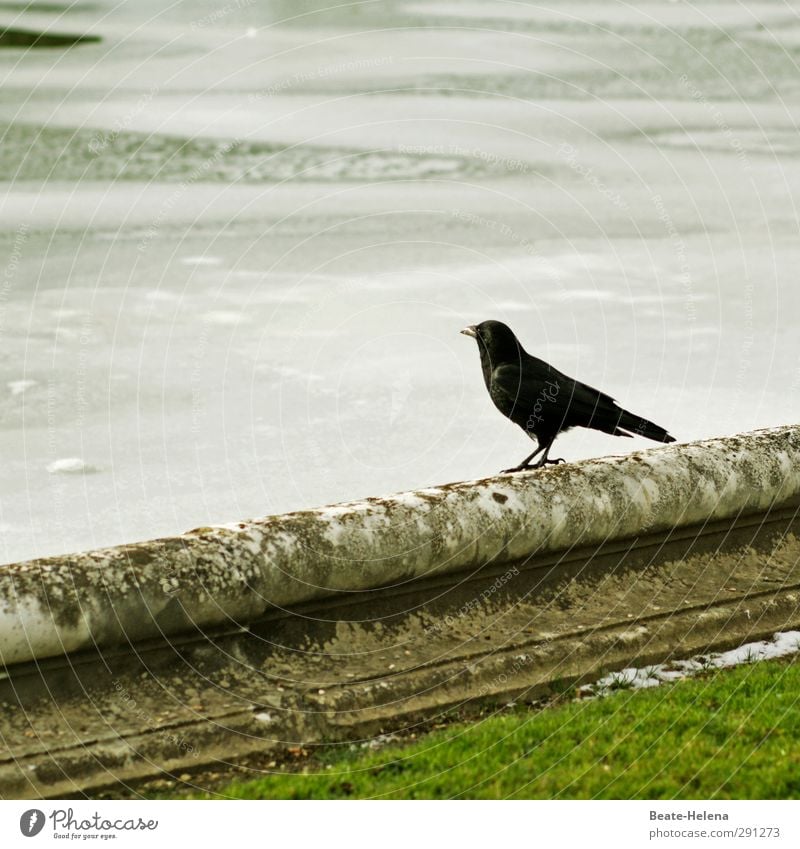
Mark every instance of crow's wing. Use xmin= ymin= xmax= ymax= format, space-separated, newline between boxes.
xmin=562 ymin=379 xmax=633 ymax=435
xmin=560 ymin=377 xmax=619 ymax=423
xmin=489 ymin=362 xmax=572 ymax=428
xmin=489 ymin=362 xmax=551 ymax=411
xmin=491 ymin=362 xmax=631 ymax=437
xmin=492 ymin=359 xmax=674 ymax=443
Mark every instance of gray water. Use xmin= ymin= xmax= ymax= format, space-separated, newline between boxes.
xmin=1 ymin=0 xmax=799 ymax=563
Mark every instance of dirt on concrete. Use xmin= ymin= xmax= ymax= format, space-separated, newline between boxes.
xmin=2 ymin=499 xmax=799 ymax=799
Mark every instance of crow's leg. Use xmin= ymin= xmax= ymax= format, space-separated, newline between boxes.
xmin=501 ymin=443 xmax=545 ymax=473
xmin=532 ymin=438 xmax=566 ymax=469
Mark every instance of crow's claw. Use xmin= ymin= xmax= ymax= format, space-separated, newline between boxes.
xmin=544 ymin=457 xmax=566 ymax=466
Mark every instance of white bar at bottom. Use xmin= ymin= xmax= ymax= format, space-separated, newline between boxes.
xmin=1 ymin=800 xmax=797 ymax=848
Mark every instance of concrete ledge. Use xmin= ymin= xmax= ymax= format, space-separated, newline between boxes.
xmin=1 ymin=426 xmax=799 ymax=667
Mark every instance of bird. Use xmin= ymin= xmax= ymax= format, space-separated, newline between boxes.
xmin=461 ymin=320 xmax=675 ymax=473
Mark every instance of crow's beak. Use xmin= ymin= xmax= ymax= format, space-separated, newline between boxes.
xmin=460 ymin=325 xmax=478 ymax=338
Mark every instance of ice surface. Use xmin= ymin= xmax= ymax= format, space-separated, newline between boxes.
xmin=46 ymin=458 xmax=100 ymax=475
xmin=0 ymin=1 xmax=798 ymax=563
xmin=7 ymin=380 xmax=36 ymax=396
xmin=588 ymin=632 xmax=800 ymax=696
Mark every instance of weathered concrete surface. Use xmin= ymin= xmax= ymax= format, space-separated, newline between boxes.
xmin=1 ymin=426 xmax=799 ymax=667
xmin=0 ymin=483 xmax=799 ymax=797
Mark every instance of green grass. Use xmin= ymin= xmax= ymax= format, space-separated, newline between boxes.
xmin=214 ymin=658 xmax=800 ymax=799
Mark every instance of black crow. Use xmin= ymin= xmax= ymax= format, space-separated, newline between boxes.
xmin=461 ymin=320 xmax=675 ymax=472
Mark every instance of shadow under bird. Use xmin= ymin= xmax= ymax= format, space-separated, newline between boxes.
xmin=461 ymin=320 xmax=676 ymax=472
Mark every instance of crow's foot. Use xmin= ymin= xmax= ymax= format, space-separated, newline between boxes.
xmin=500 ymin=457 xmax=565 ymax=474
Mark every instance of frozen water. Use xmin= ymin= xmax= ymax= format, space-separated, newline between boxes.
xmin=7 ymin=379 xmax=36 ymax=396
xmin=587 ymin=632 xmax=800 ymax=697
xmin=46 ymin=458 xmax=101 ymax=475
xmin=0 ymin=1 xmax=798 ymax=562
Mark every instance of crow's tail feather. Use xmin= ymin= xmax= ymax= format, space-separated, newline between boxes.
xmin=615 ymin=408 xmax=675 ymax=443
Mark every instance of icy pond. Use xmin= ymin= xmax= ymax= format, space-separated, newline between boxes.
xmin=1 ymin=0 xmax=799 ymax=563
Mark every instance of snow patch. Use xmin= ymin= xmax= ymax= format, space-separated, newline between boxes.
xmin=586 ymin=631 xmax=800 ymax=696
xmin=46 ymin=458 xmax=101 ymax=475
xmin=181 ymin=256 xmax=223 ymax=267
xmin=8 ymin=379 xmax=36 ymax=396
xmin=253 ymin=712 xmax=274 ymax=724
